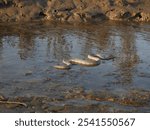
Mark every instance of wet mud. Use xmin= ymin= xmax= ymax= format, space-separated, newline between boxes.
xmin=1 ymin=88 xmax=150 ymax=112
xmin=0 ymin=0 xmax=150 ymax=22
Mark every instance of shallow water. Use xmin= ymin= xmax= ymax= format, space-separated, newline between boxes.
xmin=0 ymin=21 xmax=150 ymax=112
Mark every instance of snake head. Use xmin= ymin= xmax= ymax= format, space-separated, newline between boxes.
xmin=88 ymin=54 xmax=101 ymax=61
xmin=95 ymin=54 xmax=104 ymax=59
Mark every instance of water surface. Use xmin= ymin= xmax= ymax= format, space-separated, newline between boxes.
xmin=0 ymin=21 xmax=150 ymax=112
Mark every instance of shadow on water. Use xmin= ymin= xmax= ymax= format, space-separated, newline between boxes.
xmin=0 ymin=21 xmax=150 ymax=112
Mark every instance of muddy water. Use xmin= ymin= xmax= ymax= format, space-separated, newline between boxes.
xmin=0 ymin=21 xmax=150 ymax=112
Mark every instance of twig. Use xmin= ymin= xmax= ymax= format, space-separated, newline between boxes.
xmin=0 ymin=100 xmax=27 ymax=107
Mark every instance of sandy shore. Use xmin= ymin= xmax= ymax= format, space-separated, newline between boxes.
xmin=0 ymin=0 xmax=150 ymax=22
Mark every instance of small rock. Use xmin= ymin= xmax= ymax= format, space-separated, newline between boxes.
xmin=25 ymin=71 xmax=33 ymax=76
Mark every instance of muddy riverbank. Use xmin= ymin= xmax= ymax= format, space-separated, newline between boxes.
xmin=0 ymin=0 xmax=150 ymax=22
xmin=1 ymin=88 xmax=150 ymax=112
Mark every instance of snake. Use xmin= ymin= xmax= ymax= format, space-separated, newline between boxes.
xmin=54 ymin=54 xmax=115 ymax=70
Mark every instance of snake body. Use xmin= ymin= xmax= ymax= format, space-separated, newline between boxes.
xmin=53 ymin=64 xmax=71 ymax=70
xmin=54 ymin=60 xmax=71 ymax=70
xmin=54 ymin=54 xmax=114 ymax=70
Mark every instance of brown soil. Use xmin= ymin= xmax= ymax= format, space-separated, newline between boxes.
xmin=0 ymin=0 xmax=150 ymax=22
xmin=1 ymin=89 xmax=150 ymax=112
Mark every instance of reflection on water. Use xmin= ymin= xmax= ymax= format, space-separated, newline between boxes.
xmin=0 ymin=21 xmax=150 ymax=99
xmin=113 ymin=25 xmax=139 ymax=86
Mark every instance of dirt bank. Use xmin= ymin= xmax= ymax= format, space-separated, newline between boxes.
xmin=0 ymin=0 xmax=150 ymax=22
xmin=1 ymin=88 xmax=150 ymax=112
